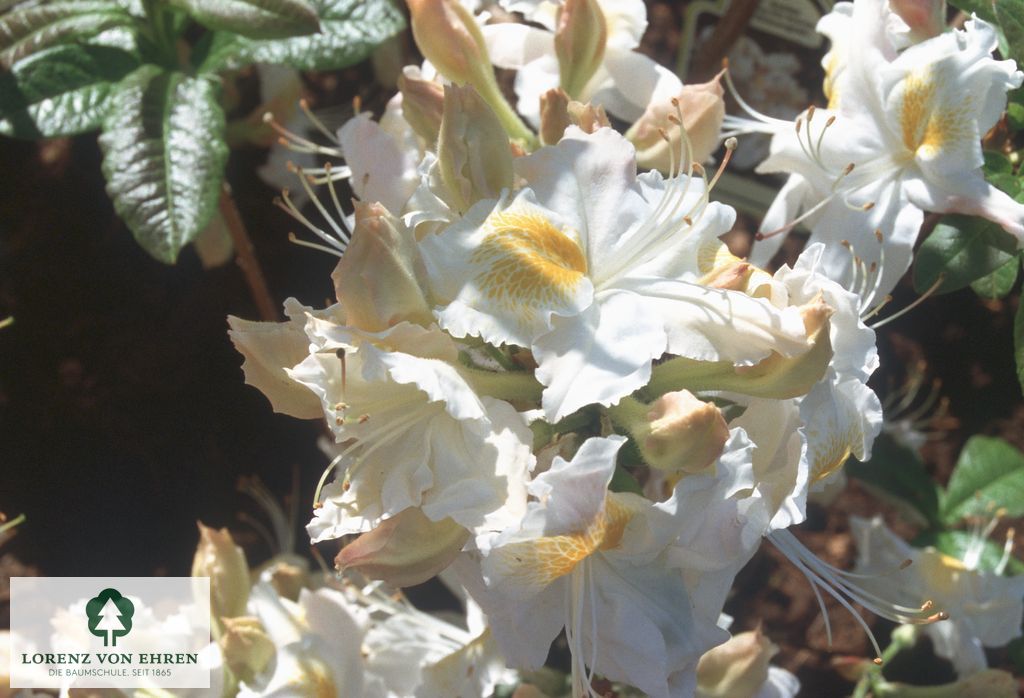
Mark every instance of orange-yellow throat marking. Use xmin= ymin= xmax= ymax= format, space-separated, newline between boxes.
xmin=899 ymin=69 xmax=971 ymax=159
xmin=498 ymin=496 xmax=635 ymax=590
xmin=472 ymin=209 xmax=587 ymax=316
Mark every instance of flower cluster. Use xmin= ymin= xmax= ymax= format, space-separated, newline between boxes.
xmin=227 ymin=0 xmax=1024 ymax=694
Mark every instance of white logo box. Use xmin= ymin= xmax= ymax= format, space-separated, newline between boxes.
xmin=10 ymin=577 xmax=211 ymax=689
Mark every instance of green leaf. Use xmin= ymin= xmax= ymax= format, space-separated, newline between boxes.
xmin=99 ymin=66 xmax=228 ymax=263
xmin=984 ymin=150 xmax=1013 ymax=175
xmin=1016 ymin=289 xmax=1024 ymax=394
xmin=941 ymin=436 xmax=1024 ymax=522
xmin=913 ymin=530 xmax=1024 ymax=575
xmin=996 ymin=0 xmax=1024 ymax=65
xmin=0 ymin=2 xmax=134 ymax=68
xmin=200 ymin=0 xmax=404 ymax=72
xmin=947 ymin=0 xmax=997 ymax=22
xmin=847 ymin=433 xmax=942 ymax=528
xmin=1007 ymin=102 xmax=1024 ymax=132
xmin=0 ymin=44 xmax=138 ymax=137
xmin=970 ymin=254 xmax=1020 ymax=298
xmin=913 ymin=214 xmax=1019 ymax=294
xmin=168 ymin=0 xmax=320 ymax=40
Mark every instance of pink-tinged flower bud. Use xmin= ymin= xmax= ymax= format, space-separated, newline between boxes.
xmin=407 ymin=0 xmax=537 ymax=146
xmin=889 ymin=0 xmax=945 ymax=43
xmin=192 ymin=523 xmax=250 ymax=622
xmin=408 ymin=0 xmax=490 ymax=88
xmin=696 ymin=629 xmax=776 ymax=698
xmin=332 ymin=201 xmax=433 ymax=331
xmin=540 ymin=88 xmax=572 ymax=145
xmin=638 ymin=390 xmax=729 ymax=473
xmin=335 ymin=508 xmax=469 ymax=587
xmin=437 ymin=84 xmax=514 ymax=213
xmin=554 ymin=0 xmax=607 ymax=98
xmin=219 ymin=616 xmax=274 ymax=685
xmin=398 ymin=66 xmax=445 ymax=145
xmin=626 ymin=73 xmax=725 ymax=172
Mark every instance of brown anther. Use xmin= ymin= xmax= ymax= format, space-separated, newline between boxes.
xmin=795 ymin=118 xmax=802 ymax=133
xmin=807 ymin=105 xmax=816 ymax=122
xmin=875 ymin=229 xmax=883 ymax=243
xmin=722 ymin=57 xmax=730 ymax=69
xmin=996 ymin=507 xmax=1008 ymax=517
xmin=1008 ymin=528 xmax=1017 ymax=540
xmin=683 ymin=216 xmax=693 ymax=225
xmin=277 ymin=136 xmax=289 ymax=147
xmin=841 ymin=239 xmax=851 ymax=248
xmin=692 ymin=162 xmax=706 ymax=176
xmin=825 ymin=115 xmax=836 ymax=127
xmin=671 ymin=97 xmax=680 ymax=107
xmin=299 ymin=98 xmax=310 ymax=110
xmin=667 ymin=114 xmax=681 ymax=125
xmin=724 ymin=136 xmax=737 ymax=150
xmin=658 ymin=127 xmax=671 ymax=143
xmin=862 ymin=201 xmax=875 ymax=211
xmin=324 ymin=162 xmax=333 ymax=173
xmin=335 ymin=402 xmax=348 ymax=410
xmin=358 ymin=414 xmax=370 ymax=424
xmin=930 ymin=612 xmax=949 ymax=622
xmin=313 ymin=501 xmax=323 ymax=509
xmin=921 ymin=599 xmax=933 ymax=610
xmin=869 ymin=262 xmax=877 ymax=273
xmin=754 ymin=232 xmax=765 ymax=241
xmin=353 ymin=95 xmax=362 ymax=114
xmin=335 ymin=417 xmax=344 ymax=425
xmin=873 ymin=658 xmax=884 ymax=666
xmin=342 ymin=481 xmax=351 ymax=491
xmin=262 ymin=112 xmax=275 ymax=124
xmin=843 ymin=163 xmax=855 ymax=176
xmin=900 ymin=558 xmax=913 ymax=570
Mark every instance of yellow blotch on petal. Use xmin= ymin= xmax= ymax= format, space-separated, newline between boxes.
xmin=899 ymin=69 xmax=972 ymax=159
xmin=495 ymin=495 xmax=634 ymax=590
xmin=472 ymin=208 xmax=587 ymax=317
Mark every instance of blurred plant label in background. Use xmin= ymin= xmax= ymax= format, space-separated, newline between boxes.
xmin=9 ymin=577 xmax=211 ymax=689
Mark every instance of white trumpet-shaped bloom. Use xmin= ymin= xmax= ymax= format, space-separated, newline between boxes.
xmin=423 ymin=126 xmax=812 ymax=420
xmin=748 ymin=0 xmax=1024 ymax=298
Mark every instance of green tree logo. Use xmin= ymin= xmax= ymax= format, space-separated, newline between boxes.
xmin=86 ymin=588 xmax=135 ymax=647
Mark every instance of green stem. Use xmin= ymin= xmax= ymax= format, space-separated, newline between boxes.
xmin=475 ymin=76 xmax=539 ymax=150
xmin=604 ymin=395 xmax=648 ymax=432
xmin=458 ymin=366 xmax=543 ymax=402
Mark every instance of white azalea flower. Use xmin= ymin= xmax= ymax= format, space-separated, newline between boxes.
xmin=484 ymin=0 xmax=682 ymax=124
xmin=297 ymin=320 xmax=534 ymax=538
xmin=239 ymin=584 xmax=368 ymax=698
xmin=743 ymin=0 xmax=1024 ymax=298
xmin=462 ymin=435 xmax=727 ymax=698
xmin=852 ymin=516 xmax=1024 ymax=676
xmin=423 ymin=126 xmax=813 ymax=420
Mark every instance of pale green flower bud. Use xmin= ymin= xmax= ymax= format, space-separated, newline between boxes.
xmin=407 ymin=0 xmax=536 ymax=146
xmin=335 ymin=508 xmax=469 ymax=587
xmin=219 ymin=616 xmax=275 ymax=685
xmin=397 ymin=66 xmax=445 ymax=146
xmin=437 ymin=84 xmax=513 ymax=214
xmin=554 ymin=0 xmax=607 ymax=99
xmin=332 ymin=201 xmax=433 ymax=331
xmin=696 ymin=629 xmax=776 ymax=698
xmin=633 ymin=391 xmax=729 ymax=474
xmin=192 ymin=523 xmax=250 ymax=622
xmin=265 ymin=560 xmax=307 ymax=602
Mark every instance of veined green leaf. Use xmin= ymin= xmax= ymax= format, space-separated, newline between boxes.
xmin=0 ymin=43 xmax=138 ymax=137
xmin=941 ymin=436 xmax=1024 ymax=523
xmin=970 ymin=254 xmax=1020 ymax=299
xmin=199 ymin=0 xmax=404 ymax=72
xmin=99 ymin=66 xmax=228 ymax=263
xmin=996 ymin=0 xmax=1024 ymax=65
xmin=168 ymin=0 xmax=320 ymax=40
xmin=913 ymin=214 xmax=1019 ymax=295
xmin=0 ymin=1 xmax=134 ymax=68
